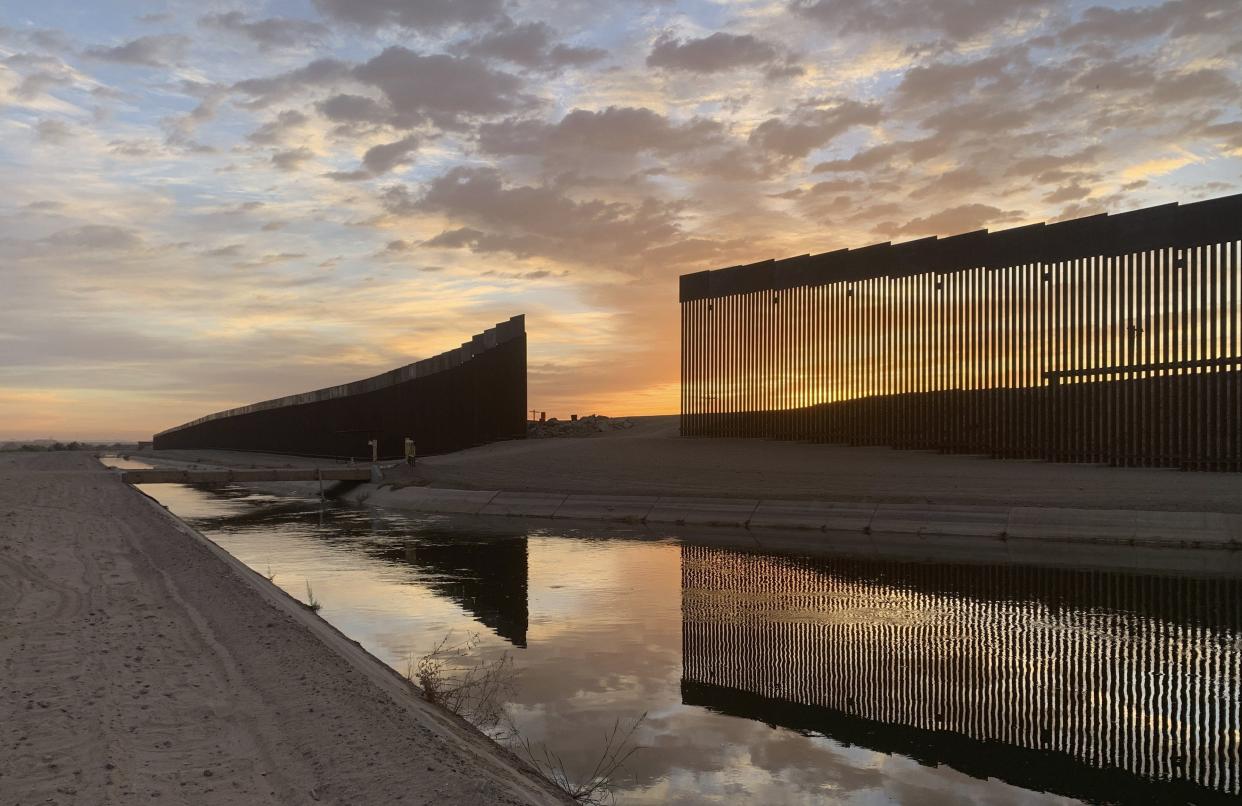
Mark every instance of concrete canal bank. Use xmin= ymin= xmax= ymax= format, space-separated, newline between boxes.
xmin=337 ymin=485 xmax=1242 ymax=551
xmin=0 ymin=452 xmax=569 ymax=806
xmin=131 ymin=415 xmax=1242 ymax=552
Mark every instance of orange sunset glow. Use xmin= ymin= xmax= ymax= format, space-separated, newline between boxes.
xmin=3 ymin=1 xmax=1241 ymax=439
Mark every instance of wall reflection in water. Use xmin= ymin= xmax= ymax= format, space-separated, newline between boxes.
xmin=187 ymin=496 xmax=530 ymax=648
xmin=372 ymin=537 xmax=529 ymax=647
xmin=681 ymin=545 xmax=1242 ymax=802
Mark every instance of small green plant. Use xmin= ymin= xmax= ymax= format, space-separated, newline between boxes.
xmin=304 ymin=581 xmax=321 ymax=612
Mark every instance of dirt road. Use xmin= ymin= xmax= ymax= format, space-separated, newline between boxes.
xmin=0 ymin=451 xmax=567 ymax=806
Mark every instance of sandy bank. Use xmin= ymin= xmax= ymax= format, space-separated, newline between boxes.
xmin=0 ymin=452 xmax=568 ymax=806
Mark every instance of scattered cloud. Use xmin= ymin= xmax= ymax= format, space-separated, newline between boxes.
xmin=1059 ymin=0 xmax=1242 ymax=43
xmin=647 ymin=32 xmax=800 ymax=79
xmin=328 ymin=134 xmax=421 ymax=180
xmin=86 ymin=34 xmax=189 ymax=67
xmin=232 ymin=58 xmax=352 ymax=107
xmin=43 ymin=225 xmax=145 ymax=251
xmin=1120 ymin=153 xmax=1201 ymax=181
xmin=478 ymin=106 xmax=723 ymax=157
xmin=466 ymin=20 xmax=606 ymax=70
xmin=162 ymin=81 xmax=229 ymax=152
xmin=399 ymin=166 xmax=683 ymax=266
xmin=887 ymin=203 xmax=1025 ymax=236
xmin=748 ymin=99 xmax=881 ymax=158
xmin=271 ymin=147 xmax=315 ymax=171
xmin=247 ymin=110 xmax=311 ymax=145
xmin=34 ymin=118 xmax=74 ymax=144
xmin=353 ymin=46 xmax=529 ymax=127
xmin=316 ymin=93 xmax=396 ymax=127
xmin=200 ymin=12 xmax=329 ymax=50
xmin=789 ymin=0 xmax=1049 ymax=39
xmin=204 ymin=243 xmax=244 ymax=258
xmin=310 ymin=0 xmax=504 ymax=31
xmin=361 ymin=135 xmax=420 ymax=174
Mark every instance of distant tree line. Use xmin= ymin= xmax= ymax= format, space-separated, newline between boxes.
xmin=0 ymin=441 xmax=139 ymax=452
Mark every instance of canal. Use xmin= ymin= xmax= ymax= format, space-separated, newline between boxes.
xmin=105 ymin=458 xmax=1242 ymax=805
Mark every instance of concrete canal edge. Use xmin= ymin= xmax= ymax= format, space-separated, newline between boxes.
xmin=350 ymin=484 xmax=1242 ymax=551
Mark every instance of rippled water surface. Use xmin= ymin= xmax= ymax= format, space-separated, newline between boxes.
xmin=106 ymin=458 xmax=1242 ymax=805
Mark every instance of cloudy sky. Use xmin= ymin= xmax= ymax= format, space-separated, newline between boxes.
xmin=2 ymin=0 xmax=1240 ymax=439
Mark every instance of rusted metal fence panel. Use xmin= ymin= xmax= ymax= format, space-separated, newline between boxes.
xmin=680 ymin=195 xmax=1242 ymax=470
xmin=153 ymin=316 xmax=527 ymax=459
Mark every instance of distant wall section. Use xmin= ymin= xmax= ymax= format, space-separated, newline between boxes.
xmin=154 ymin=316 xmax=526 ymax=459
xmin=680 ymin=195 xmax=1242 ymax=470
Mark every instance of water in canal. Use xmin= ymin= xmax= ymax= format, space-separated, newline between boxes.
xmin=107 ymin=459 xmax=1242 ymax=805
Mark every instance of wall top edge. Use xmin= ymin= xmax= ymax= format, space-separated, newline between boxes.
xmin=678 ymin=193 xmax=1242 ymax=302
xmin=154 ymin=315 xmax=525 ymax=438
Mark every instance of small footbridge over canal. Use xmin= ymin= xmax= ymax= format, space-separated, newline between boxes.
xmin=120 ymin=467 xmax=374 ymax=485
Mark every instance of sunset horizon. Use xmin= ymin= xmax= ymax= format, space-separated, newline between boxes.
xmin=4 ymin=0 xmax=1241 ymax=440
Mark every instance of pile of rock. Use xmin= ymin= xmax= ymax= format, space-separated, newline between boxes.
xmin=527 ymin=414 xmax=635 ymax=439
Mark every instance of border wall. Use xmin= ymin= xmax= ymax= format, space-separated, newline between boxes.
xmin=153 ymin=315 xmax=526 ymax=459
xmin=679 ymin=194 xmax=1242 ymax=470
